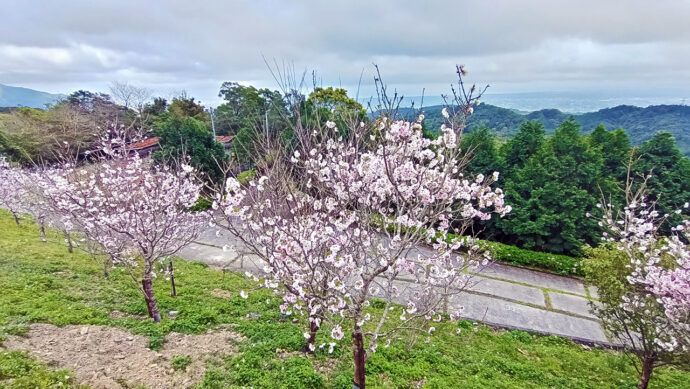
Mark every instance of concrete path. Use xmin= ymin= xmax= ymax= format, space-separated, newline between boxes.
xmin=179 ymin=227 xmax=611 ymax=345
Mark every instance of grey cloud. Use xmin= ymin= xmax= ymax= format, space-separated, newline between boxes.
xmin=1 ymin=0 xmax=689 ymax=103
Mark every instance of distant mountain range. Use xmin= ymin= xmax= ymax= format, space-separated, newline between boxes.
xmin=414 ymin=103 xmax=690 ymax=155
xmin=0 ymin=84 xmax=64 ymax=108
xmin=2 ymin=83 xmax=689 ymax=154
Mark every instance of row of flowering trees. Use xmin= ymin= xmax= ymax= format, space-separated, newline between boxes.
xmin=0 ymin=68 xmax=687 ymax=388
xmin=0 ymin=68 xmax=508 ymax=387
xmin=0 ymin=128 xmax=209 ymax=322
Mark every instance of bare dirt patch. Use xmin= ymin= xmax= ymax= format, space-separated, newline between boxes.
xmin=210 ymin=288 xmax=233 ymax=299
xmin=1 ymin=323 xmax=243 ymax=389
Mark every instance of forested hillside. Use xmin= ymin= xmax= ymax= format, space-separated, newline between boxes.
xmin=414 ymin=103 xmax=690 ymax=154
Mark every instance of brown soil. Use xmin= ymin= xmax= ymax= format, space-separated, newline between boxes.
xmin=210 ymin=288 xmax=233 ymax=299
xmin=2 ymin=323 xmax=243 ymax=389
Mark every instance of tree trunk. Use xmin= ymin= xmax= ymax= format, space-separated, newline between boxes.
xmin=142 ymin=277 xmax=161 ymax=323
xmin=638 ymin=356 xmax=655 ymax=389
xmin=302 ymin=319 xmax=320 ymax=353
xmin=352 ymin=328 xmax=366 ymax=389
xmin=11 ymin=212 xmax=20 ymax=225
xmin=63 ymin=230 xmax=73 ymax=253
xmin=168 ymin=260 xmax=177 ymax=297
xmin=103 ymin=257 xmax=112 ymax=278
xmin=39 ymin=221 xmax=46 ymax=242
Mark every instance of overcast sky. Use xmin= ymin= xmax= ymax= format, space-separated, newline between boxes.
xmin=2 ymin=0 xmax=690 ymax=106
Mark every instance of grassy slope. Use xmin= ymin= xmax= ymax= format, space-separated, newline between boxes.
xmin=0 ymin=211 xmax=688 ymax=388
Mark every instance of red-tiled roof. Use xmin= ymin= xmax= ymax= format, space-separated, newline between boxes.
xmin=126 ymin=135 xmax=232 ymax=151
xmin=128 ymin=137 xmax=160 ymax=150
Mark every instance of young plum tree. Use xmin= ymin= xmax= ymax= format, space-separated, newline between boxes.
xmin=44 ymin=131 xmax=208 ymax=322
xmin=0 ymin=157 xmax=27 ymax=225
xmin=587 ymin=176 xmax=690 ymax=389
xmin=216 ymin=68 xmax=509 ymax=388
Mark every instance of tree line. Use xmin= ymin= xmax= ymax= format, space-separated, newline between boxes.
xmin=3 ymin=81 xmax=689 ymax=258
xmin=457 ymin=119 xmax=690 ymax=256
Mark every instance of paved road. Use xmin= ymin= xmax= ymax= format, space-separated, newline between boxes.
xmin=179 ymin=227 xmax=611 ymax=345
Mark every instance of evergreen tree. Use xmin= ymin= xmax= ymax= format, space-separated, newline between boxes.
xmin=461 ymin=126 xmax=504 ymax=177
xmin=633 ymin=132 xmax=690 ymax=231
xmin=501 ymin=121 xmax=546 ymax=176
xmin=459 ymin=126 xmax=505 ymax=238
xmin=500 ymin=119 xmax=602 ymax=255
xmin=588 ymin=125 xmax=632 ymax=208
xmin=215 ymin=82 xmax=287 ymax=136
xmin=153 ymin=116 xmax=229 ymax=189
xmin=589 ymin=125 xmax=631 ymax=181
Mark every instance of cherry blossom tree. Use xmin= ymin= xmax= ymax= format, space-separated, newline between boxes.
xmin=17 ymin=170 xmax=54 ymax=241
xmin=216 ymin=68 xmax=509 ymax=388
xmin=43 ymin=130 xmax=208 ymax=322
xmin=0 ymin=158 xmax=75 ymax=249
xmin=0 ymin=157 xmax=27 ymax=225
xmin=591 ymin=176 xmax=690 ymax=389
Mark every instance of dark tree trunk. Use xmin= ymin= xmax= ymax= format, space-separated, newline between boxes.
xmin=12 ymin=212 xmax=20 ymax=225
xmin=168 ymin=260 xmax=177 ymax=297
xmin=638 ymin=356 xmax=655 ymax=389
xmin=39 ymin=221 xmax=46 ymax=241
xmin=63 ymin=230 xmax=73 ymax=253
xmin=142 ymin=277 xmax=161 ymax=322
xmin=103 ymin=257 xmax=112 ymax=278
xmin=352 ymin=328 xmax=366 ymax=389
xmin=302 ymin=319 xmax=320 ymax=353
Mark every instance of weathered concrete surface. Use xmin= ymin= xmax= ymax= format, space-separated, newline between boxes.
xmin=478 ymin=262 xmax=587 ymax=295
xmin=548 ymin=292 xmax=598 ymax=319
xmin=469 ymin=275 xmax=546 ymax=306
xmin=449 ymin=293 xmax=608 ymax=342
xmin=179 ymin=227 xmax=610 ymax=344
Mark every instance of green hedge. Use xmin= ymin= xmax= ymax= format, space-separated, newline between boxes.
xmin=477 ymin=239 xmax=582 ymax=276
xmin=380 ymin=221 xmax=583 ymax=276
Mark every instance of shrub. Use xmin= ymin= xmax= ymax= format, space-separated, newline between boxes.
xmin=236 ymin=169 xmax=256 ymax=185
xmin=481 ymin=240 xmax=583 ymax=276
xmin=190 ymin=196 xmax=213 ymax=212
xmin=582 ymin=246 xmax=629 ymax=304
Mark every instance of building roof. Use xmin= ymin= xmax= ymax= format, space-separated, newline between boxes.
xmin=128 ymin=137 xmax=160 ymax=151
xmin=215 ymin=135 xmax=234 ymax=144
xmin=126 ymin=135 xmax=234 ymax=151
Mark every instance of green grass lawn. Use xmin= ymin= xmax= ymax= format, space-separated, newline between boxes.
xmin=0 ymin=211 xmax=688 ymax=388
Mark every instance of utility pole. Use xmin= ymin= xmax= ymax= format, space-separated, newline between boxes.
xmin=208 ymin=106 xmax=216 ymax=137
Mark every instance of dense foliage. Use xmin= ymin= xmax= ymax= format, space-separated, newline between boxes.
xmin=154 ymin=116 xmax=229 ymax=188
xmin=416 ymin=103 xmax=690 ymax=155
xmin=445 ymin=118 xmax=690 ymax=259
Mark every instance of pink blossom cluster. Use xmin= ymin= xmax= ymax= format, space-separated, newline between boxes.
xmin=42 ymin=153 xmax=207 ymax=268
xmin=603 ymin=200 xmax=690 ymax=351
xmin=0 ymin=157 xmax=28 ymax=220
xmin=218 ymin=115 xmax=510 ymax=352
